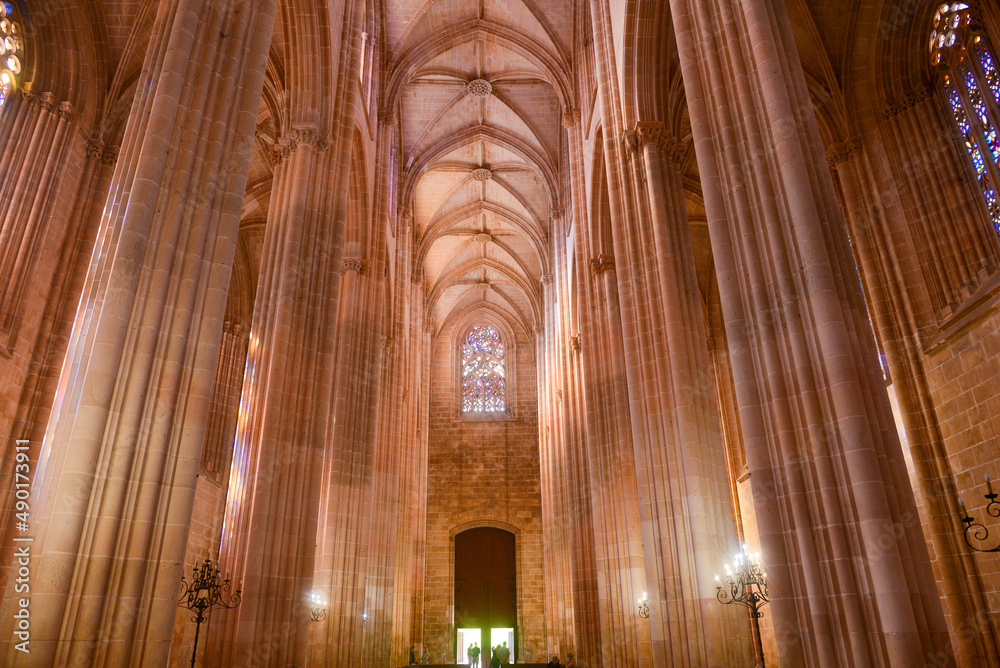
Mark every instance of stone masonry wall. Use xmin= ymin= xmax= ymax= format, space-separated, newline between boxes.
xmin=423 ymin=321 xmax=545 ymax=664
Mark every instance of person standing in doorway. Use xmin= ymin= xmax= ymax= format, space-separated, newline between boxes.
xmin=470 ymin=642 xmax=481 ymax=667
xmin=498 ymin=641 xmax=510 ymax=664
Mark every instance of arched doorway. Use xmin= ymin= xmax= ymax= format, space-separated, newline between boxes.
xmin=455 ymin=527 xmax=517 ymax=664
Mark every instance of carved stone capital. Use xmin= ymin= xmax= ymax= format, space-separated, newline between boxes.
xmin=39 ymin=92 xmax=56 ymax=112
xmin=880 ymin=83 xmax=935 ymax=119
xmin=223 ymin=320 xmax=246 ymax=338
xmin=636 ymin=126 xmax=687 ymax=165
xmin=562 ymin=109 xmax=580 ymax=129
xmin=270 ymin=127 xmax=333 ymax=164
xmin=590 ymin=254 xmax=616 ymax=275
xmin=826 ymin=138 xmax=863 ymax=169
xmin=378 ymin=109 xmax=397 ymax=126
xmin=569 ymin=334 xmax=581 ymax=355
xmin=540 ymin=274 xmax=553 ymax=285
xmin=57 ymin=101 xmax=76 ymax=121
xmin=342 ymin=257 xmax=368 ymax=274
xmin=87 ymin=140 xmax=105 ymax=162
xmin=101 ymin=146 xmax=120 ymax=166
xmin=379 ymin=336 xmax=394 ymax=352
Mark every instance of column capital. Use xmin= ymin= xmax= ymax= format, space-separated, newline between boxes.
xmin=57 ymin=101 xmax=76 ymax=121
xmin=634 ymin=123 xmax=688 ymax=165
xmin=826 ymin=138 xmax=863 ymax=169
xmin=879 ymin=83 xmax=935 ymax=119
xmin=590 ymin=254 xmax=616 ymax=275
xmin=341 ymin=257 xmax=369 ymax=275
xmin=562 ymin=109 xmax=581 ymax=129
xmin=269 ymin=126 xmax=334 ymax=164
xmin=38 ymin=91 xmax=57 ymax=112
xmin=377 ymin=108 xmax=397 ymax=126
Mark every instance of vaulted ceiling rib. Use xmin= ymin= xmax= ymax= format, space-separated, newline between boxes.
xmin=385 ymin=0 xmax=571 ymax=336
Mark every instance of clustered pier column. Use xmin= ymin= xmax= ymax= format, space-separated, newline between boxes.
xmin=668 ymin=0 xmax=953 ymax=665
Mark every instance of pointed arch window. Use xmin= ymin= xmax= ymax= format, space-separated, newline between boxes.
xmin=461 ymin=325 xmax=506 ymax=413
xmin=0 ymin=2 xmax=23 ymax=112
xmin=931 ymin=2 xmax=1000 ymax=233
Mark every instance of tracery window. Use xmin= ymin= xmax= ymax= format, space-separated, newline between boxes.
xmin=0 ymin=2 xmax=22 ymax=112
xmin=461 ymin=325 xmax=506 ymax=413
xmin=931 ymin=2 xmax=1000 ymax=233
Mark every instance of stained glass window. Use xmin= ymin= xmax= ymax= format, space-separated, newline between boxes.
xmin=932 ymin=3 xmax=1000 ymax=233
xmin=462 ymin=325 xmax=506 ymax=413
xmin=0 ymin=3 xmax=22 ymax=113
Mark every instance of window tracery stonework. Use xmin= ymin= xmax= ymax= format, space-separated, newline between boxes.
xmin=461 ymin=325 xmax=506 ymax=413
xmin=0 ymin=3 xmax=23 ymax=112
xmin=931 ymin=1 xmax=1000 ymax=232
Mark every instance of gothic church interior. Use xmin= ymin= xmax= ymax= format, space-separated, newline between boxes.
xmin=1 ymin=0 xmax=1000 ymax=666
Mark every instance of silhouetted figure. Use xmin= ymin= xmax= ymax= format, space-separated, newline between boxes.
xmin=470 ymin=642 xmax=481 ymax=667
xmin=498 ymin=641 xmax=510 ymax=664
xmin=546 ymin=656 xmax=562 ymax=667
xmin=565 ymin=652 xmax=577 ymax=668
xmin=489 ymin=645 xmax=500 ymax=668
xmin=409 ymin=645 xmax=417 ymax=665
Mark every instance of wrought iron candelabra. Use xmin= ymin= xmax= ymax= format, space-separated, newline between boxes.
xmin=957 ymin=473 xmax=1000 ymax=553
xmin=178 ymin=558 xmax=241 ymax=668
xmin=715 ymin=545 xmax=769 ymax=668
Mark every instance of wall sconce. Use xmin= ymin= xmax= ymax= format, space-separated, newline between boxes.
xmin=637 ymin=591 xmax=650 ymax=618
xmin=957 ymin=473 xmax=1000 ymax=553
xmin=307 ymin=590 xmax=327 ymax=622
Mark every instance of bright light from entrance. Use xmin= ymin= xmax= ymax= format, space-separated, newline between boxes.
xmin=457 ymin=628 xmax=482 ymax=664
xmin=458 ymin=628 xmax=515 ymax=665
xmin=491 ymin=628 xmax=514 ymax=662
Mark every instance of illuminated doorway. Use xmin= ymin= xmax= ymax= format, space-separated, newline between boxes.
xmin=455 ymin=528 xmax=517 ymax=664
xmin=457 ymin=627 xmax=482 ymax=664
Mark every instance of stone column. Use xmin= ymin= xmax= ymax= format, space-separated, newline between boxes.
xmin=623 ymin=125 xmax=749 ymax=666
xmin=201 ymin=321 xmax=250 ymax=481
xmin=560 ymin=111 xmax=602 ymax=665
xmin=831 ymin=134 xmax=1000 ymax=667
xmin=208 ymin=134 xmax=345 ymax=667
xmin=0 ymin=1 xmax=277 ymax=665
xmin=669 ymin=0 xmax=951 ymax=665
xmin=0 ymin=92 xmax=77 ymax=353
xmin=312 ymin=258 xmax=386 ymax=667
xmin=0 ymin=107 xmax=111 ymax=600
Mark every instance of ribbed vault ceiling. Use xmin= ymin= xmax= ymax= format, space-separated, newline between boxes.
xmin=386 ymin=0 xmax=573 ymax=336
